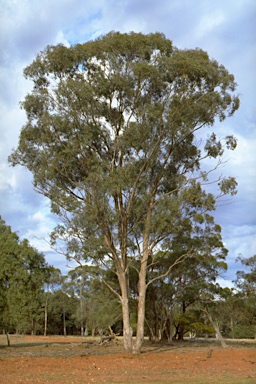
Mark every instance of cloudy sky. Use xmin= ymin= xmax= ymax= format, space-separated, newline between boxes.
xmin=0 ymin=0 xmax=255 ymax=284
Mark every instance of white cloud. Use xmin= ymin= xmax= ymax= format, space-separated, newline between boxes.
xmin=216 ymin=277 xmax=236 ymax=289
xmin=195 ymin=11 xmax=225 ymax=38
xmin=225 ymin=226 xmax=256 ymax=256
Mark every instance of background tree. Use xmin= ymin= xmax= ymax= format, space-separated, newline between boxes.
xmin=144 ymin=209 xmax=228 ymax=341
xmin=232 ymin=255 xmax=256 ymax=338
xmin=65 ymin=267 xmax=89 ymax=336
xmin=43 ymin=266 xmax=62 ymax=335
xmin=65 ymin=266 xmax=122 ymax=337
xmin=0 ymin=217 xmax=51 ymax=339
xmin=16 ymin=239 xmax=52 ymax=334
xmin=84 ymin=271 xmax=122 ymax=338
xmin=9 ymin=32 xmax=239 ymax=353
xmin=0 ymin=217 xmax=20 ymax=343
xmin=45 ymin=287 xmax=78 ymax=335
xmin=196 ymin=283 xmax=232 ymax=348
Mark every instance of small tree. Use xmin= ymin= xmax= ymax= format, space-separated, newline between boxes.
xmin=9 ymin=32 xmax=239 ymax=353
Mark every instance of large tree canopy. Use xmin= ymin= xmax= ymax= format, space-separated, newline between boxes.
xmin=9 ymin=32 xmax=239 ymax=353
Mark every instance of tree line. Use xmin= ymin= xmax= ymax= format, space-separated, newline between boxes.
xmin=1 ymin=217 xmax=255 ymax=342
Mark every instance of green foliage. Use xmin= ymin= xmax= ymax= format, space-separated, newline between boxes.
xmin=224 ymin=256 xmax=256 ymax=339
xmin=231 ymin=325 xmax=255 ymax=339
xmin=65 ymin=266 xmax=122 ymax=335
xmin=9 ymin=32 xmax=239 ymax=264
xmin=235 ymin=255 xmax=256 ymax=294
xmin=46 ymin=289 xmax=78 ymax=335
xmin=143 ymin=205 xmax=228 ymax=340
xmin=0 ymin=217 xmax=52 ymax=334
xmin=173 ymin=311 xmax=214 ymax=337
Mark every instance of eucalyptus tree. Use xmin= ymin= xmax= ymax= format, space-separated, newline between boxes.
xmin=9 ymin=32 xmax=239 ymax=353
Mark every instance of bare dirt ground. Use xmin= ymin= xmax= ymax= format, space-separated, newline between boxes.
xmin=0 ymin=335 xmax=255 ymax=383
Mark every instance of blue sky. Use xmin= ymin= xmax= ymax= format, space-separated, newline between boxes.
xmin=0 ymin=0 xmax=255 ymax=285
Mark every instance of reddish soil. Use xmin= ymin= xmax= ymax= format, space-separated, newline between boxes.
xmin=0 ymin=335 xmax=255 ymax=383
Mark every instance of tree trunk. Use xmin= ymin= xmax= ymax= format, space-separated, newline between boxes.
xmin=44 ymin=296 xmax=48 ymax=336
xmin=121 ymin=296 xmax=133 ymax=353
xmin=31 ymin=318 xmax=36 ymax=335
xmin=116 ymin=267 xmax=133 ymax=353
xmin=212 ymin=321 xmax=227 ymax=348
xmin=133 ymin=258 xmax=148 ymax=354
xmin=167 ymin=312 xmax=174 ymax=342
xmin=5 ymin=330 xmax=10 ymax=346
xmin=178 ymin=301 xmax=186 ymax=340
xmin=80 ymin=279 xmax=84 ymax=337
xmin=154 ymin=306 xmax=160 ymax=342
xmin=63 ymin=305 xmax=66 ymax=336
xmin=204 ymin=308 xmax=228 ymax=348
xmin=230 ymin=317 xmax=234 ymax=338
xmin=145 ymin=318 xmax=155 ymax=342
